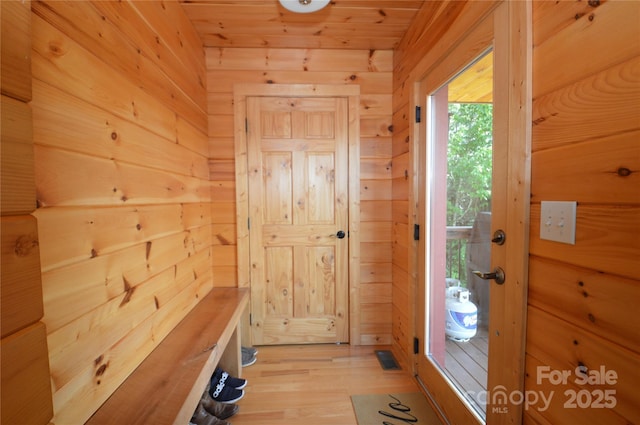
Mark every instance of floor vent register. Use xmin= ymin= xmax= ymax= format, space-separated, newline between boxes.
xmin=375 ymin=350 xmax=400 ymax=370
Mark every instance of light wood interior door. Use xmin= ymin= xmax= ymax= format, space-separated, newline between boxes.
xmin=247 ymin=96 xmax=349 ymax=345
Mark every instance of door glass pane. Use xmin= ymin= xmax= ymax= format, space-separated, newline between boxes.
xmin=426 ymin=51 xmax=493 ymax=419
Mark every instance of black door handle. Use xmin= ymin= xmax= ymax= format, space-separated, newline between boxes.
xmin=336 ymin=230 xmax=346 ymax=239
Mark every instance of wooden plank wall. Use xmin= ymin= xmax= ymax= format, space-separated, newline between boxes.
xmin=205 ymin=47 xmax=394 ymax=345
xmin=0 ymin=1 xmax=54 ymax=424
xmin=28 ymin=1 xmax=210 ymax=423
xmin=525 ymin=1 xmax=640 ymax=424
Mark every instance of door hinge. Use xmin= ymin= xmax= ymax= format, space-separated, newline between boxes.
xmin=415 ymin=106 xmax=422 ymax=123
xmin=414 ymin=337 xmax=420 ymax=354
xmin=249 ymin=313 xmax=252 ymax=325
xmin=248 ymin=217 xmax=251 ymax=230
xmin=245 ymin=118 xmax=248 ymax=132
xmin=413 ymin=223 xmax=420 ymax=241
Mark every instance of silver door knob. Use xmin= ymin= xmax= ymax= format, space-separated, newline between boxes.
xmin=472 ymin=267 xmax=505 ymax=284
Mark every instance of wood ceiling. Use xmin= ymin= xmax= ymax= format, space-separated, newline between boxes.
xmin=449 ymin=52 xmax=493 ymax=103
xmin=178 ymin=0 xmax=427 ymax=50
xmin=178 ymin=0 xmax=493 ymax=103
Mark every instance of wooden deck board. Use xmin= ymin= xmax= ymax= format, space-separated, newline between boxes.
xmin=444 ymin=327 xmax=489 ymax=416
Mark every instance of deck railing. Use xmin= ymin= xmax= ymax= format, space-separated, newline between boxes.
xmin=445 ymin=226 xmax=473 ymax=285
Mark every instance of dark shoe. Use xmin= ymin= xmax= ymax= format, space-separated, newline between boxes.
xmin=191 ymin=403 xmax=231 ymax=425
xmin=209 ymin=369 xmax=245 ymax=403
xmin=212 ymin=367 xmax=247 ymax=390
xmin=201 ymin=390 xmax=239 ymax=420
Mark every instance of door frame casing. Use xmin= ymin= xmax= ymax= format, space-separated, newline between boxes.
xmin=410 ymin=2 xmax=531 ymax=424
xmin=233 ymin=84 xmax=361 ymax=345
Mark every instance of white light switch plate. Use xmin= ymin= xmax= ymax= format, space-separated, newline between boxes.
xmin=540 ymin=201 xmax=577 ymax=245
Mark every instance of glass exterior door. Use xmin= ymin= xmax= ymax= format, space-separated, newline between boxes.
xmin=414 ymin=4 xmax=530 ymax=424
xmin=426 ymin=51 xmax=493 ymax=419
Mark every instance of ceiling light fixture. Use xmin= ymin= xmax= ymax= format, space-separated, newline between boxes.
xmin=279 ymin=0 xmax=330 ymax=13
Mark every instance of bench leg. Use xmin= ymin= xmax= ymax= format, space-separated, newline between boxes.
xmin=218 ymin=324 xmax=242 ymax=378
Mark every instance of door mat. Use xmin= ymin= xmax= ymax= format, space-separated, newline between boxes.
xmin=375 ymin=349 xmax=400 ymax=370
xmin=351 ymin=392 xmax=441 ymax=424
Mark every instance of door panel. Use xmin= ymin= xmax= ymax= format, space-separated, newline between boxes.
xmin=248 ymin=96 xmax=349 ymax=345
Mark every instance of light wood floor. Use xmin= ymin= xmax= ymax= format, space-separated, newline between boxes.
xmin=227 ymin=344 xmax=422 ymax=425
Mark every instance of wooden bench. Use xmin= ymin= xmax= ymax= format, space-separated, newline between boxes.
xmin=86 ymin=287 xmax=249 ymax=425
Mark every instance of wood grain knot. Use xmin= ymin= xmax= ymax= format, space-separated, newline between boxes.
xmin=617 ymin=167 xmax=632 ymax=177
xmin=14 ymin=234 xmax=38 ymax=257
xmin=95 ymin=362 xmax=109 ymax=377
xmin=48 ymin=42 xmax=64 ymax=57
